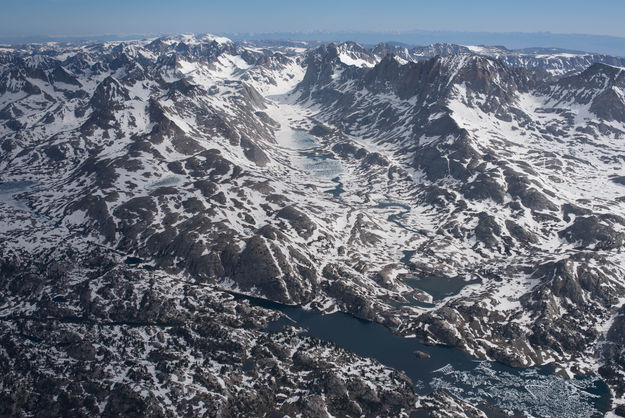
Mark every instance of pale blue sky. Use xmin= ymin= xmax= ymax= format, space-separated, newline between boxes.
xmin=1 ymin=0 xmax=624 ymax=38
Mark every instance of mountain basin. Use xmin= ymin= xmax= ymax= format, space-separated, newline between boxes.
xmin=270 ymin=129 xmax=610 ymax=416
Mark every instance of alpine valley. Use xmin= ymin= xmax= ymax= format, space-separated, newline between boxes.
xmin=1 ymin=34 xmax=625 ymax=417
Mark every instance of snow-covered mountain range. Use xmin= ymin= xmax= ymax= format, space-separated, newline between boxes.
xmin=1 ymin=34 xmax=625 ymax=416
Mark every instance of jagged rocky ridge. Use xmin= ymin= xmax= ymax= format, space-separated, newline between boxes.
xmin=1 ymin=34 xmax=625 ymax=415
xmin=367 ymin=42 xmax=625 ymax=75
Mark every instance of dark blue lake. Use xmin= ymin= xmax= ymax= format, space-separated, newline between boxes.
xmin=237 ymin=294 xmax=611 ymax=417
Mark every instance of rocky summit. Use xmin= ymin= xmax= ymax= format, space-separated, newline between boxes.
xmin=1 ymin=34 xmax=625 ymax=416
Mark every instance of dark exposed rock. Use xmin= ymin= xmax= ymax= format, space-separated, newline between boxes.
xmin=526 ymin=253 xmax=624 ymax=306
xmin=68 ymin=195 xmax=116 ymax=242
xmin=240 ymin=136 xmax=269 ymax=166
xmin=413 ymin=350 xmax=431 ymax=359
xmin=612 ymin=176 xmax=625 ymax=186
xmin=232 ymin=235 xmax=288 ymax=302
xmin=415 ymin=134 xmax=477 ymax=182
xmin=559 ymin=216 xmax=624 ymax=250
xmin=276 ymin=206 xmax=316 ymax=239
xmin=461 ymin=172 xmax=505 ymax=203
xmin=504 ymin=168 xmax=557 ymax=211
xmin=113 ymin=196 xmax=157 ymax=249
xmin=474 ymin=212 xmax=501 ymax=248
xmin=505 ymin=220 xmax=539 ymax=245
xmin=309 ymin=124 xmax=333 ymax=137
xmin=591 ymin=88 xmax=625 ymax=122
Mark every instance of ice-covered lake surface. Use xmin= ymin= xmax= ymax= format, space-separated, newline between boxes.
xmin=284 ymin=130 xmax=344 ymax=181
xmin=148 ymin=175 xmax=185 ymax=189
xmin=0 ymin=181 xmax=37 ymax=212
xmin=239 ymin=294 xmax=610 ymax=417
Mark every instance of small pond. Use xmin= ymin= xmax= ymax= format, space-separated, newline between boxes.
xmin=405 ymin=276 xmax=481 ymax=301
xmin=324 ymin=176 xmax=345 ymax=198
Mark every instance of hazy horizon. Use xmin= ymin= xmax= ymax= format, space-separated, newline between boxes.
xmin=2 ymin=29 xmax=625 ymax=57
xmin=3 ymin=0 xmax=625 ymax=55
xmin=2 ymin=1 xmax=624 ymax=37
